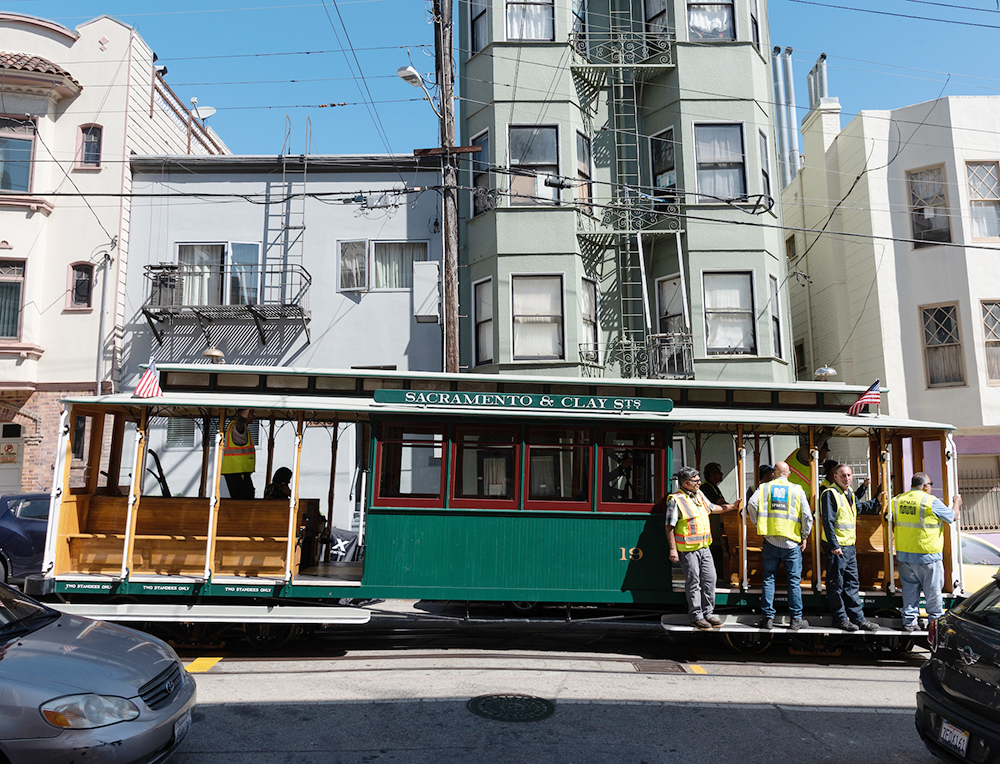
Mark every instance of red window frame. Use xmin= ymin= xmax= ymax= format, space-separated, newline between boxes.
xmin=523 ymin=426 xmax=593 ymax=512
xmin=596 ymin=428 xmax=667 ymax=514
xmin=372 ymin=423 xmax=446 ymax=508
xmin=449 ymin=424 xmax=521 ymax=510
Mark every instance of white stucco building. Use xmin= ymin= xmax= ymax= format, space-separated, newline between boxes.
xmin=124 ymin=154 xmax=444 ymax=531
xmin=784 ymin=90 xmax=1000 ymax=523
xmin=0 ymin=12 xmax=228 ymax=492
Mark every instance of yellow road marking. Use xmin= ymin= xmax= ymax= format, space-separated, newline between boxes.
xmin=689 ymin=664 xmax=707 ymax=674
xmin=186 ymin=657 xmax=224 ymax=673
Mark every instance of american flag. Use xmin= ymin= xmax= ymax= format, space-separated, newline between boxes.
xmin=132 ymin=361 xmax=162 ymax=398
xmin=848 ymin=379 xmax=881 ymax=416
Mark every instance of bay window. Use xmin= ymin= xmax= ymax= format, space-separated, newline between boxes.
xmin=576 ymin=132 xmax=593 ymax=213
xmin=695 ymin=124 xmax=745 ymax=202
xmin=922 ymin=303 xmax=964 ymax=388
xmin=983 ymin=301 xmax=1000 ymax=383
xmin=506 ymin=0 xmax=554 ymax=41
xmin=968 ymin=162 xmax=1000 ymax=239
xmin=512 ymin=275 xmax=563 ymax=360
xmin=581 ymin=277 xmax=598 ymax=360
xmin=475 ymin=279 xmax=494 ymax=366
xmin=471 ymin=0 xmax=488 ymax=53
xmin=472 ymin=131 xmax=491 ymax=215
xmin=651 ymin=128 xmax=677 ymax=204
xmin=509 ymin=125 xmax=558 ymax=205
xmin=688 ymin=1 xmax=734 ymax=41
xmin=704 ymin=271 xmax=756 ymax=355
xmin=0 ymin=261 xmax=25 ymax=339
xmin=907 ymin=165 xmax=951 ymax=247
xmin=0 ymin=117 xmax=34 ymax=193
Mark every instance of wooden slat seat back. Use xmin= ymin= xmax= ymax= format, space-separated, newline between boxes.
xmin=213 ymin=499 xmax=304 ymax=577
xmin=60 ymin=496 xmax=129 ymax=575
xmin=821 ymin=514 xmax=889 ymax=591
xmin=720 ymin=510 xmax=814 ymax=590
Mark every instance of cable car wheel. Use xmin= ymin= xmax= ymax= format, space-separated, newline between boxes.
xmin=243 ymin=622 xmax=298 ymax=650
xmin=724 ymin=631 xmax=773 ymax=655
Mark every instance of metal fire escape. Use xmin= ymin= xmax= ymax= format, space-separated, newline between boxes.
xmin=570 ymin=1 xmax=682 ymax=378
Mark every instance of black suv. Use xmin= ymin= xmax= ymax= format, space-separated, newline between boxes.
xmin=0 ymin=493 xmax=49 ymax=583
xmin=918 ymin=576 xmax=1000 ymax=763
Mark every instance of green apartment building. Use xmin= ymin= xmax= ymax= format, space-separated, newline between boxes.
xmin=458 ymin=0 xmax=793 ymax=388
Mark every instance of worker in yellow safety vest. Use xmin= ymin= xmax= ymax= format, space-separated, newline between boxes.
xmin=889 ymin=472 xmax=961 ymax=631
xmin=785 ymin=439 xmax=829 ymax=496
xmin=221 ymin=409 xmax=256 ymax=499
xmin=747 ymin=462 xmax=814 ymax=631
xmin=821 ymin=464 xmax=883 ymax=632
xmin=665 ymin=466 xmax=742 ymax=631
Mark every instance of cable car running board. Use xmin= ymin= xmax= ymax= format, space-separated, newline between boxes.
xmin=51 ymin=603 xmax=372 ymax=624
xmin=660 ymin=613 xmax=926 ymax=636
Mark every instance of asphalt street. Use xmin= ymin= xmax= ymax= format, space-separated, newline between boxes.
xmin=167 ymin=604 xmax=937 ymax=764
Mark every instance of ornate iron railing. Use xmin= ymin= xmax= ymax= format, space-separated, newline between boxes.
xmin=144 ymin=263 xmax=311 ymax=312
xmin=569 ymin=30 xmax=675 ymax=67
xmin=647 ymin=333 xmax=694 ymax=379
xmin=580 ymin=333 xmax=694 ymax=379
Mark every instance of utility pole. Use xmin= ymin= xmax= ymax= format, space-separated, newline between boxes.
xmin=434 ymin=0 xmax=460 ymax=373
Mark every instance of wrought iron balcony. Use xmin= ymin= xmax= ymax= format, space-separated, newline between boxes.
xmin=647 ymin=332 xmax=694 ymax=379
xmin=141 ymin=263 xmax=312 ymax=345
xmin=569 ymin=30 xmax=675 ymax=67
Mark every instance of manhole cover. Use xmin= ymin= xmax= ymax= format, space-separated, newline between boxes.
xmin=467 ymin=694 xmax=555 ymax=722
xmin=632 ymin=661 xmax=686 ymax=674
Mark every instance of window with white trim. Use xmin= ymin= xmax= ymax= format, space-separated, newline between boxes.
xmin=471 ymin=0 xmax=489 ymax=53
xmin=176 ymin=242 xmax=260 ymax=306
xmin=506 ymin=0 xmax=554 ymax=41
xmin=657 ymin=276 xmax=685 ymax=334
xmin=982 ymin=301 xmax=1000 ymax=383
xmin=70 ymin=263 xmax=94 ymax=309
xmin=509 ymin=126 xmax=558 ymax=205
xmin=0 ymin=117 xmax=35 ymax=193
xmin=572 ymin=0 xmax=586 ymax=35
xmin=581 ymin=277 xmax=598 ymax=361
xmin=0 ymin=261 xmax=25 ymax=340
xmin=704 ymin=271 xmax=756 ymax=355
xmin=651 ymin=128 xmax=676 ymax=204
xmin=688 ymin=1 xmax=734 ymax=40
xmin=695 ymin=124 xmax=745 ymax=202
xmin=472 ymin=131 xmax=491 ymax=215
xmin=769 ymin=275 xmax=781 ymax=359
xmin=794 ymin=340 xmax=807 ymax=380
xmin=921 ymin=303 xmax=964 ymax=388
xmin=339 ymin=240 xmax=367 ymax=291
xmin=373 ymin=242 xmax=428 ymax=289
xmin=907 ymin=165 xmax=951 ymax=248
xmin=576 ymin=132 xmax=593 ymax=213
xmin=750 ymin=0 xmax=761 ymax=52
xmin=512 ymin=275 xmax=563 ymax=360
xmin=475 ymin=279 xmax=494 ymax=365
xmin=79 ymin=125 xmax=102 ymax=168
xmin=968 ymin=162 xmax=1000 ymax=239
xmin=759 ymin=130 xmax=771 ymax=198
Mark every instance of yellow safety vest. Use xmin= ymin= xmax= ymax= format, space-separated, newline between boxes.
xmin=221 ymin=420 xmax=256 ymax=474
xmin=892 ymin=489 xmax=943 ymax=555
xmin=786 ymin=450 xmax=813 ymax=495
xmin=757 ymin=477 xmax=803 ymax=542
xmin=670 ymin=491 xmax=712 ymax=552
xmin=821 ymin=485 xmax=857 ymax=546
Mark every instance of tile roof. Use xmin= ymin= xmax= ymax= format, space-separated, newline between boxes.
xmin=0 ymin=52 xmax=79 ymax=86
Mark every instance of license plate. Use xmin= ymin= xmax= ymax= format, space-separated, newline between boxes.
xmin=174 ymin=709 xmax=192 ymax=744
xmin=939 ymin=720 xmax=969 ymax=757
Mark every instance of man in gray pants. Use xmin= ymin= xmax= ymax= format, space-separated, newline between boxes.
xmin=666 ymin=466 xmax=742 ymax=630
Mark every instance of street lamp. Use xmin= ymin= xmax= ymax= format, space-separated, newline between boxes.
xmin=396 ymin=66 xmax=442 ymax=118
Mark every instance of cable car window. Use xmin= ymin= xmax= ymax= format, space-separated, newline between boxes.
xmin=601 ymin=430 xmax=662 ymax=505
xmin=454 ymin=426 xmax=517 ymax=500
xmin=527 ymin=428 xmax=591 ymax=503
xmin=378 ymin=425 xmax=444 ymax=500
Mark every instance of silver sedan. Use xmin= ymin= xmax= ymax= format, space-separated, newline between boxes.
xmin=0 ymin=583 xmax=196 ymax=764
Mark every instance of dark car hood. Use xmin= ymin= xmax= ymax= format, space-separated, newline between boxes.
xmin=0 ymin=614 xmax=178 ymax=698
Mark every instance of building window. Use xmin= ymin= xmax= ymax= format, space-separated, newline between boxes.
xmin=688 ymin=2 xmax=734 ymax=41
xmin=509 ymin=126 xmax=558 ymax=205
xmin=921 ymin=303 xmax=964 ymax=388
xmin=695 ymin=124 xmax=745 ymax=202
xmin=907 ymin=166 xmax=951 ymax=248
xmin=759 ymin=130 xmax=771 ymax=198
xmin=581 ymin=277 xmax=598 ymax=361
xmin=69 ymin=263 xmax=94 ymax=309
xmin=769 ymin=275 xmax=782 ymax=359
xmin=0 ymin=261 xmax=25 ymax=339
xmin=471 ymin=0 xmax=488 ymax=53
xmin=0 ymin=117 xmax=35 ymax=192
xmin=166 ymin=418 xmax=196 ymax=449
xmin=576 ymin=132 xmax=593 ymax=213
xmin=177 ymin=242 xmax=260 ymax=306
xmin=472 ymin=131 xmax=491 ymax=215
xmin=785 ymin=234 xmax=796 ymax=260
xmin=968 ymin=162 xmax=1000 ymax=239
xmin=704 ymin=271 xmax=755 ymax=355
xmin=794 ymin=340 xmax=807 ymax=380
xmin=646 ymin=0 xmax=667 ymax=33
xmin=651 ymin=128 xmax=676 ymax=204
xmin=78 ymin=125 xmax=102 ymax=168
xmin=339 ymin=240 xmax=367 ymax=291
xmin=572 ymin=0 xmax=586 ymax=35
xmin=373 ymin=242 xmax=428 ymax=289
xmin=506 ymin=0 xmax=554 ymax=41
xmin=512 ymin=275 xmax=563 ymax=360
xmin=982 ymin=302 xmax=1000 ymax=383
xmin=657 ymin=276 xmax=685 ymax=333
xmin=475 ymin=279 xmax=493 ymax=365
xmin=750 ymin=0 xmax=761 ymax=52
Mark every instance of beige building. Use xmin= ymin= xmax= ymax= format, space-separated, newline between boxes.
xmin=0 ymin=12 xmax=229 ymax=492
xmin=784 ymin=82 xmax=1000 ymax=523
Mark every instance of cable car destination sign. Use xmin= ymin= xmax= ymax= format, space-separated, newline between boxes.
xmin=374 ymin=389 xmax=673 ymax=413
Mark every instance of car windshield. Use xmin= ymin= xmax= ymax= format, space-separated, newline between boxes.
xmin=955 ymin=580 xmax=1000 ymax=628
xmin=963 ymin=537 xmax=1000 ymax=566
xmin=0 ymin=584 xmax=59 ymax=636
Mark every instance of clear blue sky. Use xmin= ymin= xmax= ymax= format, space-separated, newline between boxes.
xmin=9 ymin=1 xmax=1000 ymax=155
